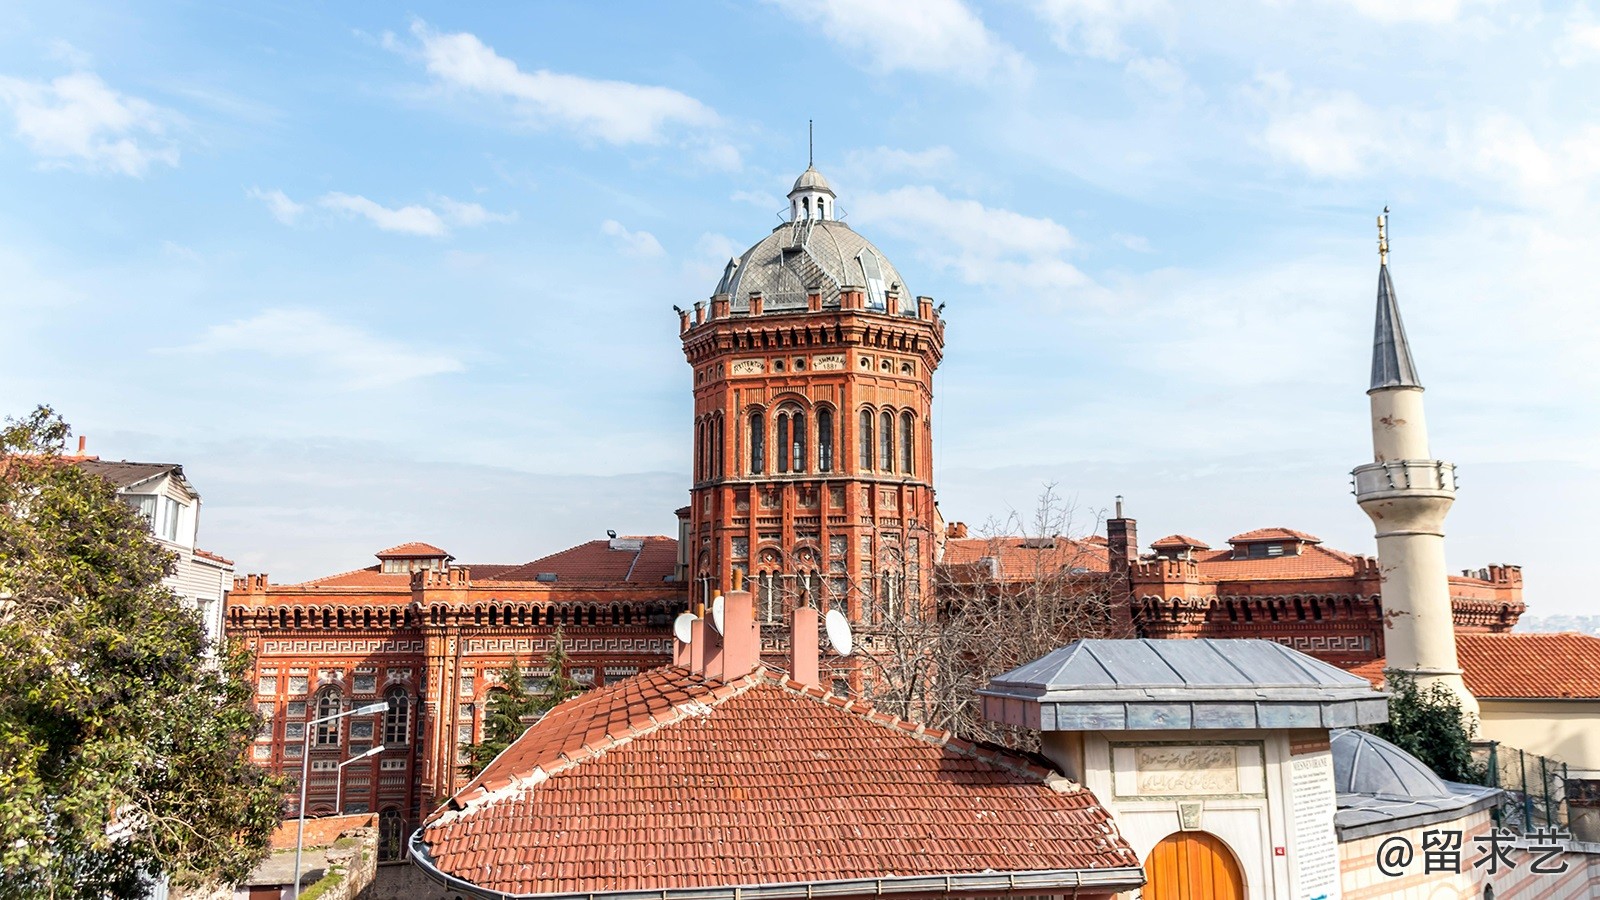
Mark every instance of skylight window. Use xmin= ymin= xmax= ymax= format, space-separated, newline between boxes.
xmin=857 ymin=250 xmax=887 ymax=311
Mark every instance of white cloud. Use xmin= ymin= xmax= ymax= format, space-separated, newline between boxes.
xmin=435 ymin=196 xmax=517 ymax=227
xmin=693 ymin=140 xmax=743 ymax=172
xmin=1558 ymin=10 xmax=1600 ymax=65
xmin=1033 ymin=0 xmax=1173 ymax=61
xmin=247 ymin=187 xmax=307 ymax=225
xmin=0 ymin=71 xmax=178 ymax=176
xmin=767 ymin=0 xmax=1028 ymax=82
xmin=1331 ymin=0 xmax=1471 ymax=24
xmin=173 ymin=309 xmax=464 ymax=389
xmin=845 ymin=145 xmax=958 ymax=179
xmin=601 ymin=219 xmax=665 ymax=258
xmin=1259 ymin=88 xmax=1394 ymax=178
xmin=401 ymin=20 xmax=718 ymax=144
xmin=731 ymin=189 xmax=783 ymax=209
xmin=320 ymin=192 xmax=447 ymax=236
xmin=45 ymin=40 xmax=93 ymax=69
xmin=852 ymin=186 xmax=1093 ymax=295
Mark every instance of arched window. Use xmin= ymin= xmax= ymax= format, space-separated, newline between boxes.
xmin=759 ymin=572 xmax=780 ymax=624
xmin=315 ymin=688 xmax=342 ymax=746
xmin=817 ymin=408 xmax=834 ymax=472
xmin=383 ymin=688 xmax=409 ymax=745
xmin=859 ymin=409 xmax=874 ymax=470
xmin=776 ymin=414 xmax=790 ymax=473
xmin=714 ymin=414 xmax=724 ymax=478
xmin=379 ymin=808 xmax=404 ymax=862
xmin=880 ymin=410 xmax=895 ymax=474
xmin=696 ymin=418 xmax=706 ymax=481
xmin=900 ymin=411 xmax=914 ymax=475
xmin=750 ymin=411 xmax=765 ymax=474
xmin=791 ymin=410 xmax=807 ymax=472
xmin=802 ymin=197 xmax=811 ymax=218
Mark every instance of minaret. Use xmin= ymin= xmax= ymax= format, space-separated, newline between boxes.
xmin=1352 ymin=211 xmax=1478 ymax=717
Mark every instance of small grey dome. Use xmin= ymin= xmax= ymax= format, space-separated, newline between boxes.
xmin=718 ymin=219 xmax=912 ymax=316
xmin=790 ymin=165 xmax=834 ymax=196
xmin=1330 ymin=728 xmax=1452 ymax=800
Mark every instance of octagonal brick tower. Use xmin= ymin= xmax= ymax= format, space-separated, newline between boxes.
xmin=678 ymin=165 xmax=946 ymax=644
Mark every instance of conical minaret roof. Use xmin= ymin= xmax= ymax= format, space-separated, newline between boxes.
xmin=1369 ymin=223 xmax=1421 ymax=391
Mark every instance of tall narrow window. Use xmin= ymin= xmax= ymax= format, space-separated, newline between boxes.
xmin=900 ymin=411 xmax=914 ymax=475
xmin=315 ymin=689 xmax=342 ymax=746
xmin=880 ymin=410 xmax=895 ymax=474
xmin=818 ymin=409 xmax=834 ymax=472
xmin=777 ymin=415 xmax=790 ymax=473
xmin=383 ymin=688 xmax=409 ymax=745
xmin=760 ymin=572 xmax=779 ymax=623
xmin=750 ymin=412 xmax=765 ymax=474
xmin=695 ymin=419 xmax=704 ymax=481
xmin=792 ymin=411 xmax=807 ymax=472
xmin=859 ymin=410 xmax=874 ymax=470
xmin=714 ymin=414 xmax=724 ymax=478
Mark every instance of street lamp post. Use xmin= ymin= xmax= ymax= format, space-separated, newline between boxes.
xmin=334 ymin=743 xmax=386 ymax=815
xmin=292 ymin=699 xmax=388 ymax=900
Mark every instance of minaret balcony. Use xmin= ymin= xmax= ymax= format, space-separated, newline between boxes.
xmin=1351 ymin=459 xmax=1457 ymax=502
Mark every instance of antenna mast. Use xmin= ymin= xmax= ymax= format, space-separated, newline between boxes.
xmin=808 ymin=119 xmax=814 ymax=167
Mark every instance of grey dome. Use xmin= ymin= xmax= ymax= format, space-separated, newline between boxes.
xmin=716 ymin=219 xmax=914 ymax=316
xmin=790 ymin=165 xmax=834 ymax=196
xmin=1330 ymin=728 xmax=1451 ymax=800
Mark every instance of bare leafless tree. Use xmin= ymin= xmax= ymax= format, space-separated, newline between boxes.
xmin=849 ymin=485 xmax=1125 ymax=749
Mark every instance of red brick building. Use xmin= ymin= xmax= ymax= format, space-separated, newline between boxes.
xmin=227 ymin=165 xmax=1532 ymax=859
xmin=226 ymin=536 xmax=685 ymax=855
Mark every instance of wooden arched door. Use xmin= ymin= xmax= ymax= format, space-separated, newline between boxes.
xmin=1143 ymin=830 xmax=1245 ymax=900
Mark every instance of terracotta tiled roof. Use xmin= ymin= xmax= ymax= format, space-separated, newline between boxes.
xmin=1151 ymin=534 xmax=1210 ymax=550
xmin=299 ymin=566 xmax=411 ymax=588
xmin=1227 ymin=527 xmax=1322 ymax=544
xmin=1347 ymin=658 xmax=1387 ymax=688
xmin=375 ymin=541 xmax=450 ymax=559
xmin=457 ymin=564 xmax=519 ymax=580
xmin=193 ymin=548 xmax=234 ymax=566
xmin=1195 ymin=544 xmax=1359 ymax=580
xmin=940 ymin=536 xmax=1110 ymax=577
xmin=419 ymin=667 xmax=1140 ymax=896
xmin=1456 ymin=633 xmax=1600 ymax=699
xmin=488 ymin=536 xmax=679 ymax=584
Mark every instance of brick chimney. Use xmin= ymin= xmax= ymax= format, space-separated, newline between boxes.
xmin=790 ymin=605 xmax=819 ymax=687
xmin=1105 ymin=496 xmax=1139 ymax=638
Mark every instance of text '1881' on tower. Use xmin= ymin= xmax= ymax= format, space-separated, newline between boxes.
xmin=677 ymin=163 xmax=945 ymax=652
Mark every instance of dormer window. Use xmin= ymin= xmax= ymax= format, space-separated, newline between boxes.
xmin=858 ymin=250 xmax=887 ymax=311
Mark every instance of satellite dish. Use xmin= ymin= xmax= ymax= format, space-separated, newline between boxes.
xmin=824 ymin=608 xmax=853 ymax=657
xmin=709 ymin=595 xmax=725 ymax=635
xmin=673 ymin=612 xmax=699 ymax=644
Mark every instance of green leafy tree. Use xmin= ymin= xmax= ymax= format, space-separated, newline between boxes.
xmin=0 ymin=406 xmax=287 ymax=899
xmin=1367 ymin=672 xmax=1485 ymax=784
xmin=463 ymin=628 xmax=583 ymax=775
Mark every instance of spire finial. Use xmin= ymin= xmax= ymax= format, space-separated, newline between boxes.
xmin=1378 ymin=205 xmax=1389 ymax=266
xmin=808 ymin=119 xmax=814 ymax=167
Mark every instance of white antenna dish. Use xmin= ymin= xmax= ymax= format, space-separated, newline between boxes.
xmin=673 ymin=612 xmax=699 ymax=644
xmin=824 ymin=608 xmax=853 ymax=657
xmin=710 ymin=595 xmax=725 ymax=634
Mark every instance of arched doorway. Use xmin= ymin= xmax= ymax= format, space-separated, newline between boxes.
xmin=1143 ymin=830 xmax=1244 ymax=900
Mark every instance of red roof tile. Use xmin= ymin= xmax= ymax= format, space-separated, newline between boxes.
xmin=1226 ymin=527 xmax=1322 ymax=544
xmin=375 ymin=541 xmax=450 ymax=559
xmin=299 ymin=566 xmax=411 ymax=588
xmin=941 ymin=536 xmax=1110 ymax=577
xmin=193 ymin=548 xmax=234 ymax=566
xmin=1194 ymin=544 xmax=1359 ymax=580
xmin=489 ymin=536 xmax=679 ymax=584
xmin=1151 ymin=534 xmax=1210 ymax=550
xmin=1347 ymin=658 xmax=1387 ymax=688
xmin=419 ymin=667 xmax=1139 ymax=896
xmin=1456 ymin=633 xmax=1600 ymax=699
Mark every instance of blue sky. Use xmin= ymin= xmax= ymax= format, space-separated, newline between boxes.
xmin=2 ymin=1 xmax=1596 ymax=615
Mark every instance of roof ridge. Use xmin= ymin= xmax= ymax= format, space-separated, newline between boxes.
xmin=300 ymin=565 xmax=384 ymax=586
xmin=766 ymin=674 xmax=1063 ymax=784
